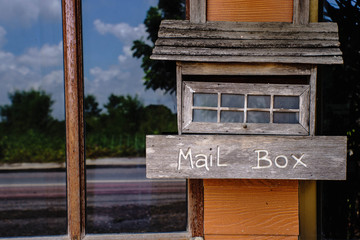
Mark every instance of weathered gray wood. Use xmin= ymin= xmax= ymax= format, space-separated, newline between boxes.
xmin=293 ymin=0 xmax=310 ymax=24
xmin=146 ymin=135 xmax=347 ymax=180
xmin=190 ymin=0 xmax=206 ymax=23
xmin=309 ymin=66 xmax=317 ymax=136
xmin=185 ymin=81 xmax=309 ymax=95
xmin=153 ymin=46 xmax=342 ymax=57
xmin=183 ymin=122 xmax=309 ymax=135
xmin=300 ymin=87 xmax=310 ymax=131
xmin=180 ymin=62 xmax=312 ymax=76
xmin=155 ymin=38 xmax=340 ymax=49
xmin=176 ymin=63 xmax=182 ymax=135
xmin=151 ymin=55 xmax=343 ymax=64
xmin=151 ymin=20 xmax=342 ymax=64
xmin=182 ymin=81 xmax=310 ymax=135
xmin=158 ymin=29 xmax=339 ymax=41
xmin=160 ymin=20 xmax=338 ymax=33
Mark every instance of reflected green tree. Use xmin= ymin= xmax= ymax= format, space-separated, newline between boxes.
xmin=132 ymin=0 xmax=185 ymax=93
xmin=0 ymin=90 xmax=54 ymax=133
xmin=0 ymin=89 xmax=65 ymax=163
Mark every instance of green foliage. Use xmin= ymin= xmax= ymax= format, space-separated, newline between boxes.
xmin=0 ymin=90 xmax=176 ymax=163
xmin=132 ymin=0 xmax=185 ymax=93
xmin=0 ymin=89 xmax=54 ymax=133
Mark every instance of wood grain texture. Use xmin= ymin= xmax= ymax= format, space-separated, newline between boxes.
xmin=207 ymin=0 xmax=293 ymax=22
xmin=151 ymin=20 xmax=342 ymax=64
xmin=177 ymin=63 xmax=183 ymax=134
xmin=151 ymin=55 xmax=343 ymax=64
xmin=159 ymin=20 xmax=338 ymax=32
xmin=299 ymin=180 xmax=317 ymax=240
xmin=188 ymin=179 xmax=204 ymax=237
xmin=146 ymin=135 xmax=347 ymax=180
xmin=180 ymin=62 xmax=312 ymax=76
xmin=293 ymin=0 xmax=310 ymax=24
xmin=204 ymin=179 xmax=299 ymax=236
xmin=83 ymin=232 xmax=191 ymax=240
xmin=190 ymin=0 xmax=206 ymax=23
xmin=309 ymin=66 xmax=317 ymax=136
xmin=62 ymin=0 xmax=86 ymax=238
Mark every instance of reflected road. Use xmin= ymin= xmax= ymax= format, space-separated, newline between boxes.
xmin=0 ymin=163 xmax=187 ymax=236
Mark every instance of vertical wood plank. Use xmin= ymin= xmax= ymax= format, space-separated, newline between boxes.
xmin=188 ymin=179 xmax=204 ymax=237
xmin=207 ymin=0 xmax=293 ymax=22
xmin=310 ymin=0 xmax=319 ymax=22
xmin=204 ymin=179 xmax=299 ymax=237
xmin=190 ymin=0 xmax=206 ymax=23
xmin=62 ymin=0 xmax=85 ymax=239
xmin=299 ymin=181 xmax=317 ymax=240
xmin=186 ymin=0 xmax=190 ymax=20
xmin=309 ymin=66 xmax=317 ymax=136
xmin=293 ymin=0 xmax=310 ymax=24
xmin=177 ymin=63 xmax=183 ymax=134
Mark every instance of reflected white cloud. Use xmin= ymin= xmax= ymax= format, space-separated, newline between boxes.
xmin=0 ymin=0 xmax=61 ymax=26
xmin=0 ymin=26 xmax=6 ymax=48
xmin=18 ymin=42 xmax=63 ymax=68
xmin=94 ymin=19 xmax=147 ymax=45
xmin=0 ymin=36 xmax=64 ymax=119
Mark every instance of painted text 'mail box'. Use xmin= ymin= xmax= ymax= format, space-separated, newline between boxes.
xmin=146 ymin=135 xmax=346 ymax=180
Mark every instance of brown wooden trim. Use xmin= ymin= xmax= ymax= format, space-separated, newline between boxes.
xmin=186 ymin=0 xmax=190 ymax=20
xmin=62 ymin=0 xmax=86 ymax=239
xmin=188 ymin=179 xmax=204 ymax=237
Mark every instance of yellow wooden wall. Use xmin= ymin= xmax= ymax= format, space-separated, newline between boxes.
xmin=207 ymin=0 xmax=293 ymax=22
xmin=204 ymin=179 xmax=299 ymax=239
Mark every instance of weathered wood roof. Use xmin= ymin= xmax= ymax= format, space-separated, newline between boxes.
xmin=151 ymin=20 xmax=343 ymax=64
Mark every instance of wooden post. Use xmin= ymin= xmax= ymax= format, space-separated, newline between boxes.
xmin=62 ymin=0 xmax=86 ymax=239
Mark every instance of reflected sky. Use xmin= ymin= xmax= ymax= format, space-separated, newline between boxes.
xmin=0 ymin=0 xmax=175 ymax=120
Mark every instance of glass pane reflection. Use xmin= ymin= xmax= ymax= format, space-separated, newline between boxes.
xmin=248 ymin=95 xmax=270 ymax=108
xmin=274 ymin=112 xmax=299 ymax=124
xmin=274 ymin=96 xmax=299 ymax=109
xmin=83 ymin=0 xmax=187 ymax=234
xmin=0 ymin=0 xmax=66 ymax=237
xmin=221 ymin=94 xmax=244 ymax=108
xmin=221 ymin=111 xmax=244 ymax=123
xmin=247 ymin=111 xmax=270 ymax=123
xmin=193 ymin=109 xmax=217 ymax=122
xmin=194 ymin=93 xmax=218 ymax=107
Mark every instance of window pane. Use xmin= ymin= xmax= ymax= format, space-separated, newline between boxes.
xmin=247 ymin=111 xmax=270 ymax=123
xmin=274 ymin=112 xmax=299 ymax=124
xmin=274 ymin=96 xmax=299 ymax=109
xmin=221 ymin=111 xmax=244 ymax=123
xmin=221 ymin=94 xmax=244 ymax=108
xmin=83 ymin=0 xmax=187 ymax=234
xmin=0 ymin=0 xmax=66 ymax=237
xmin=248 ymin=95 xmax=270 ymax=108
xmin=194 ymin=93 xmax=218 ymax=107
xmin=193 ymin=109 xmax=217 ymax=122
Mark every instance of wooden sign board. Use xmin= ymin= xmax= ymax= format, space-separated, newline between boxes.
xmin=146 ymin=135 xmax=346 ymax=180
